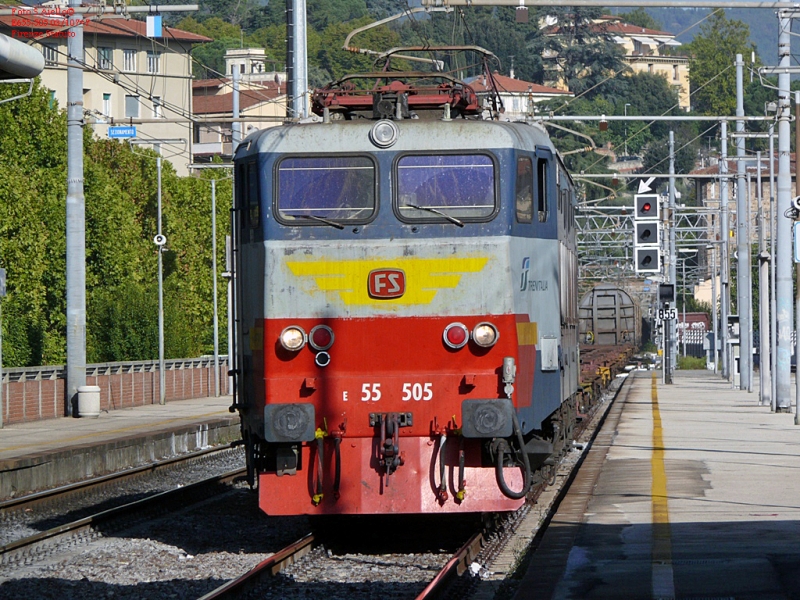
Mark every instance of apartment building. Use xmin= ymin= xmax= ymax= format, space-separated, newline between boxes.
xmin=0 ymin=14 xmax=211 ymax=175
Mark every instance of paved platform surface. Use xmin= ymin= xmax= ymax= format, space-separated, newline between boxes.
xmin=516 ymin=369 xmax=800 ymax=600
xmin=0 ymin=396 xmax=239 ymax=497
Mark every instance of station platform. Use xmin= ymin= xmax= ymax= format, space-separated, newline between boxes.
xmin=0 ymin=395 xmax=239 ymax=499
xmin=515 ymin=369 xmax=800 ymax=600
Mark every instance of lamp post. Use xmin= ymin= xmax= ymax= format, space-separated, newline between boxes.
xmin=129 ymin=139 xmax=186 ymax=405
xmin=624 ymin=103 xmax=631 ymax=157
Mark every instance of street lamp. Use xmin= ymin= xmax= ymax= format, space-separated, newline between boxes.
xmin=623 ymin=103 xmax=631 ymax=158
xmin=129 ymin=138 xmax=186 ymax=405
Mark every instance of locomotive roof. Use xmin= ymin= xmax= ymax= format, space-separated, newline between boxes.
xmin=235 ymin=119 xmax=557 ymax=160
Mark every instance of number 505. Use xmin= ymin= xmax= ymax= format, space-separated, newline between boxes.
xmin=402 ymin=382 xmax=433 ymax=401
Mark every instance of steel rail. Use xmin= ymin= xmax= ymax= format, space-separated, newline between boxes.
xmin=0 ymin=466 xmax=245 ymax=562
xmin=415 ymin=531 xmax=485 ymax=600
xmin=196 ymin=533 xmax=318 ymax=600
xmin=0 ymin=444 xmax=236 ymax=513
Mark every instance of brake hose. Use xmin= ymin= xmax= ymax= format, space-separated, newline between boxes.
xmin=312 ymin=431 xmax=325 ymax=505
xmin=494 ymin=411 xmax=532 ymax=500
xmin=436 ymin=433 xmax=448 ymax=502
xmin=333 ymin=436 xmax=341 ymax=499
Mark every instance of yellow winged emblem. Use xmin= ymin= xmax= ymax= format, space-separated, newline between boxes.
xmin=285 ymin=257 xmax=488 ymax=306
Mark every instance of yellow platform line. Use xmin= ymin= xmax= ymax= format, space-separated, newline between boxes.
xmin=651 ymin=372 xmax=675 ymax=599
xmin=0 ymin=410 xmax=231 ymax=454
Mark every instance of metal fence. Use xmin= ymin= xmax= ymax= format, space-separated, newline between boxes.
xmin=1 ymin=356 xmax=229 ymax=425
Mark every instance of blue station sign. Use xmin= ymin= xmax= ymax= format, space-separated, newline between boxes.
xmin=108 ymin=126 xmax=136 ymax=139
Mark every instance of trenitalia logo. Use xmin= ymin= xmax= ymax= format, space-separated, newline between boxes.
xmin=368 ymin=269 xmax=405 ymax=299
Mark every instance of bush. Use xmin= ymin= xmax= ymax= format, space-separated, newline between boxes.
xmin=677 ymin=355 xmax=707 ymax=370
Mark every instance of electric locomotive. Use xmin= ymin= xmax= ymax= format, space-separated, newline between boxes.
xmin=231 ymin=50 xmax=580 ymax=515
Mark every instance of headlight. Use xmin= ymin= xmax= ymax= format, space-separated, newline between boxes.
xmin=280 ymin=326 xmax=307 ymax=351
xmin=472 ymin=322 xmax=499 ymax=347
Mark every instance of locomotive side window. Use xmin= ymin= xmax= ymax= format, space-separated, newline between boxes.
xmin=396 ymin=154 xmax=496 ymax=222
xmin=537 ymin=158 xmax=549 ymax=223
xmin=276 ymin=156 xmax=376 ymax=224
xmin=515 ymin=157 xmax=533 ymax=223
xmin=247 ymin=163 xmax=260 ymax=228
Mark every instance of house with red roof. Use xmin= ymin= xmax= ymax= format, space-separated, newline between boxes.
xmin=466 ymin=71 xmax=572 ymax=119
xmin=0 ymin=8 xmax=211 ymax=174
xmin=542 ymin=15 xmax=690 ymax=111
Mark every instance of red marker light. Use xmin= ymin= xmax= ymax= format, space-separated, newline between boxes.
xmin=443 ymin=323 xmax=469 ymax=349
xmin=642 ymin=202 xmax=651 ymax=212
xmin=309 ymin=325 xmax=334 ymax=351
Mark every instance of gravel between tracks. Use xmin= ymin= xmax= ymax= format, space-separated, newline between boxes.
xmin=0 ymin=448 xmax=246 ymax=548
xmin=0 ymin=483 xmax=311 ymax=599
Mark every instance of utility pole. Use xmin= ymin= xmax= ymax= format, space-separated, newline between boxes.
xmin=65 ymin=0 xmax=85 ymax=416
xmin=735 ymin=54 xmax=753 ymax=392
xmin=758 ymin=152 xmax=771 ymax=406
xmin=769 ymin=124 xmax=777 ymax=411
xmin=720 ymin=122 xmax=730 ymax=380
xmin=286 ymin=0 xmax=309 ymax=118
xmin=212 ymin=179 xmax=220 ymax=398
xmin=669 ymin=130 xmax=677 ymax=377
xmin=795 ymin=91 xmax=800 ymax=422
xmin=776 ymin=11 xmax=793 ymax=412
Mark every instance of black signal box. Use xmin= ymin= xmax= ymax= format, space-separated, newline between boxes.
xmin=634 ymin=194 xmax=660 ymax=220
xmin=635 ymin=248 xmax=660 ymax=274
xmin=635 ymin=222 xmax=659 ymax=246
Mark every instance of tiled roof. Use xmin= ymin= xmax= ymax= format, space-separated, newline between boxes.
xmin=0 ymin=14 xmax=211 ymax=42
xmin=467 ymin=72 xmax=571 ymax=95
xmin=544 ymin=18 xmax=674 ymax=39
xmin=690 ymin=156 xmax=796 ymax=176
xmin=193 ymin=84 xmax=286 ymax=114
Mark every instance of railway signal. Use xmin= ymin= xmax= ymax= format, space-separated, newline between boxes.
xmin=635 ymin=248 xmax=660 ymax=274
xmin=635 ymin=222 xmax=659 ymax=246
xmin=634 ymin=194 xmax=660 ymax=220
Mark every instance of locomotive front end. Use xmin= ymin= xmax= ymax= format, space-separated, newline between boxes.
xmin=233 ymin=108 xmax=575 ymax=516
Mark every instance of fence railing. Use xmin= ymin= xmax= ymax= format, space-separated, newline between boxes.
xmin=1 ymin=356 xmax=230 ymax=426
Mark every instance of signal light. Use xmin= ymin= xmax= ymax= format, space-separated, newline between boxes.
xmin=635 ymin=194 xmax=659 ymax=220
xmin=309 ymin=325 xmax=334 ymax=351
xmin=635 ymin=222 xmax=659 ymax=246
xmin=280 ymin=326 xmax=307 ymax=351
xmin=635 ymin=248 xmax=660 ymax=274
xmin=444 ymin=322 xmax=469 ymax=349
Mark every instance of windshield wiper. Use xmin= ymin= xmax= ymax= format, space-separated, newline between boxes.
xmin=296 ymin=214 xmax=345 ymax=230
xmin=405 ymin=203 xmax=464 ymax=227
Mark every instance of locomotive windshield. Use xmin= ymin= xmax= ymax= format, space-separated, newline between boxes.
xmin=276 ymin=156 xmax=376 ymax=223
xmin=396 ymin=154 xmax=496 ymax=222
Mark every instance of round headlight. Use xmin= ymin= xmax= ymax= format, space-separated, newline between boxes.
xmin=280 ymin=326 xmax=307 ymax=351
xmin=472 ymin=323 xmax=499 ymax=347
xmin=369 ymin=120 xmax=399 ymax=148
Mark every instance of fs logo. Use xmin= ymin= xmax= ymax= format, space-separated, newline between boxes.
xmin=368 ymin=269 xmax=405 ymax=299
xmin=520 ymin=257 xmax=531 ymax=292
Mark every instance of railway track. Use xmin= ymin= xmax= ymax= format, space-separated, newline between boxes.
xmin=195 ymin=368 xmax=632 ymax=600
xmin=1 ymin=446 xmax=246 ymax=568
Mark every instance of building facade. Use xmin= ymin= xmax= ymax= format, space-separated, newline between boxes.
xmin=0 ymin=14 xmax=210 ymax=175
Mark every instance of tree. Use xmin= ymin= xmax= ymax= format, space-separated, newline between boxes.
xmin=619 ymin=9 xmax=662 ymax=31
xmin=686 ymin=11 xmax=757 ymax=115
xmin=538 ymin=7 xmax=626 ymax=98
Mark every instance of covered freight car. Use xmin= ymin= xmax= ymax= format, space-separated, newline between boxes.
xmin=579 ymin=285 xmax=640 ymax=346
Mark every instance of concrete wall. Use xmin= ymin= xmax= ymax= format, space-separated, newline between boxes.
xmin=1 ymin=357 xmax=229 ymax=425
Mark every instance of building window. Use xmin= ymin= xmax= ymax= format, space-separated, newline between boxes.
xmin=648 ymin=63 xmax=654 ymax=74
xmin=97 ymin=47 xmax=113 ymax=70
xmin=152 ymin=96 xmax=162 ymax=118
xmin=42 ymin=44 xmax=58 ymax=67
xmin=103 ymin=93 xmax=111 ymax=117
xmin=125 ymin=94 xmax=140 ymax=118
xmin=146 ymin=51 xmax=160 ymax=74
xmin=673 ymin=64 xmax=680 ymax=81
xmin=48 ymin=91 xmax=56 ymax=109
xmin=123 ymin=49 xmax=136 ymax=72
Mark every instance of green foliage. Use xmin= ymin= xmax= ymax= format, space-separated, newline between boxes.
xmin=0 ymin=80 xmax=230 ymax=368
xmin=686 ymin=12 xmax=758 ymax=116
xmin=619 ymin=9 xmax=662 ymax=31
xmin=677 ymin=355 xmax=707 ymax=370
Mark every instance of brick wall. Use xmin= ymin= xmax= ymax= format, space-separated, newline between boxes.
xmin=1 ymin=357 xmax=229 ymax=425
